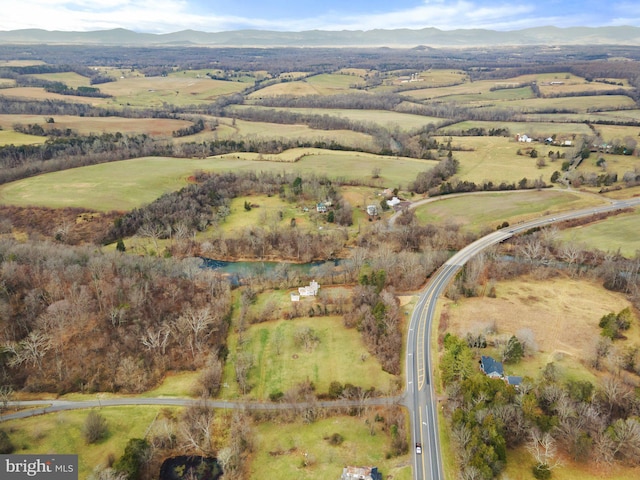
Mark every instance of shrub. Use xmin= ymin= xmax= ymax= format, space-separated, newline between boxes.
xmin=82 ymin=410 xmax=108 ymax=444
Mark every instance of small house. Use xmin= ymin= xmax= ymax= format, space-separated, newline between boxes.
xmin=480 ymin=356 xmax=504 ymax=378
xmin=366 ymin=205 xmax=378 ymax=216
xmin=341 ymin=466 xmax=382 ymax=480
xmin=316 ymin=202 xmax=328 ymax=213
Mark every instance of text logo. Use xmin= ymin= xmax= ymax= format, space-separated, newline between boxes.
xmin=1 ymin=455 xmax=78 ymax=480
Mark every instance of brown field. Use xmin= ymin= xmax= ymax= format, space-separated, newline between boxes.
xmin=0 ymin=114 xmax=192 ymax=136
xmin=0 ymin=87 xmax=106 ymax=105
xmin=0 ymin=60 xmax=46 ymax=66
xmin=440 ymin=275 xmax=635 ymax=374
xmin=30 ymin=72 xmax=92 ymax=89
xmin=247 ymin=81 xmax=323 ymax=98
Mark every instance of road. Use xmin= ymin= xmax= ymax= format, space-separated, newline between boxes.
xmin=407 ymin=195 xmax=640 ymax=480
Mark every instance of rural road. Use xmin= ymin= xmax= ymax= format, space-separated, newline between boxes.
xmin=407 ymin=194 xmax=640 ymax=480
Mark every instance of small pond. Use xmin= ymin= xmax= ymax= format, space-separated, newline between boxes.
xmin=159 ymin=456 xmax=222 ymax=480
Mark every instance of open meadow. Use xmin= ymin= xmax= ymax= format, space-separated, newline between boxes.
xmin=222 ymin=314 xmax=398 ymax=400
xmin=249 ymin=415 xmax=411 ymax=480
xmin=1 ymin=406 xmax=177 ymax=479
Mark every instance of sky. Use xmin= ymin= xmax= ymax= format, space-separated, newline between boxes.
xmin=1 ymin=0 xmax=639 ymax=34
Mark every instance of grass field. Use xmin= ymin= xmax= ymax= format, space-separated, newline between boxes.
xmin=503 ymin=445 xmax=640 ymax=480
xmin=441 ymin=275 xmax=635 ymax=379
xmin=0 ymin=151 xmax=431 ymax=211
xmin=248 ymin=415 xmax=411 ymax=480
xmin=0 ymin=114 xmax=192 ymax=136
xmin=0 ymin=86 xmax=107 ymax=104
xmin=97 ymin=75 xmax=250 ymax=107
xmin=558 ymin=207 xmax=640 ymax=257
xmin=222 ymin=315 xmax=397 ymax=400
xmin=248 ymin=73 xmax=363 ymax=98
xmin=0 ymin=129 xmax=47 ymax=146
xmin=439 ymin=121 xmax=592 ymax=137
xmin=491 ymin=95 xmax=636 ymax=113
xmin=230 ymin=105 xmax=446 ymax=131
xmin=413 ymin=190 xmax=606 ymax=232
xmin=1 ymin=406 xmax=176 ymax=479
xmin=30 ymin=72 xmax=92 ymax=88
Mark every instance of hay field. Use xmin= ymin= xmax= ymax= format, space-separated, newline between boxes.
xmin=591 ymin=124 xmax=640 ymax=143
xmin=0 ymin=152 xmax=434 ymax=211
xmin=0 ymin=114 xmax=192 ymax=136
xmin=414 ymin=190 xmax=604 ymax=231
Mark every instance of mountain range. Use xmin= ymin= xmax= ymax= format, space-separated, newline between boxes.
xmin=0 ymin=26 xmax=640 ymax=47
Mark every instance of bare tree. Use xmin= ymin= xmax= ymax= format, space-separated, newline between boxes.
xmin=527 ymin=430 xmax=562 ymax=471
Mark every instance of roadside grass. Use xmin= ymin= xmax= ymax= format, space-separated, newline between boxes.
xmin=30 ymin=72 xmax=92 ymax=88
xmin=557 ymin=207 xmax=640 ymax=257
xmin=0 ymin=129 xmax=47 ymax=146
xmin=413 ymin=190 xmax=605 ymax=232
xmin=0 ymin=113 xmax=192 ymax=136
xmin=248 ymin=414 xmax=411 ymax=480
xmin=230 ymin=105 xmax=445 ymax=131
xmin=1 ymin=406 xmax=176 ymax=479
xmin=222 ymin=315 xmax=397 ymax=400
xmin=141 ymin=371 xmax=201 ymax=397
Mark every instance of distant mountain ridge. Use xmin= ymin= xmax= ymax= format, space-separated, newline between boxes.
xmin=0 ymin=26 xmax=639 ymax=47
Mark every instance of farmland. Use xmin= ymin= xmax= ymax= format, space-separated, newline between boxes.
xmin=2 ymin=44 xmax=640 ymax=480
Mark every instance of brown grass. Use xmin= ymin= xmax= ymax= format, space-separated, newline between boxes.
xmin=441 ymin=274 xmax=634 ymax=360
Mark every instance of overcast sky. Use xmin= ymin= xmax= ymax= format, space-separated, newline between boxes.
xmin=1 ymin=0 xmax=639 ymax=34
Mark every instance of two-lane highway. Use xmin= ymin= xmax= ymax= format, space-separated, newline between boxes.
xmin=407 ymin=196 xmax=640 ymax=480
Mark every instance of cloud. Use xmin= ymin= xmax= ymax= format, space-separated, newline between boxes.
xmin=0 ymin=0 xmax=629 ymax=33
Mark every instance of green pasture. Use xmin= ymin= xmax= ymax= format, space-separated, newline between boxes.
xmin=414 ymin=69 xmax=467 ymax=86
xmin=249 ymin=415 xmax=411 ymax=480
xmin=0 ymin=151 xmax=432 ymax=211
xmin=558 ymin=207 xmax=640 ymax=257
xmin=590 ymin=124 xmax=640 ymax=143
xmin=222 ymin=316 xmax=397 ymax=400
xmin=1 ymin=406 xmax=175 ymax=479
xmin=249 ymin=73 xmax=363 ymax=98
xmin=0 ymin=157 xmax=204 ymax=211
xmin=413 ymin=190 xmax=606 ymax=232
xmin=0 ymin=129 xmax=47 ymax=146
xmin=440 ymin=86 xmax=535 ymax=103
xmin=402 ymin=79 xmax=502 ymax=100
xmin=229 ymin=105 xmax=445 ymax=131
xmin=440 ymin=135 xmax=557 ymax=184
xmin=30 ymin=71 xmax=91 ymax=88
